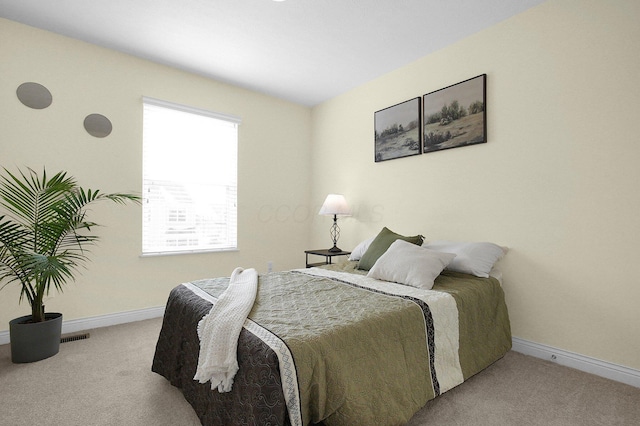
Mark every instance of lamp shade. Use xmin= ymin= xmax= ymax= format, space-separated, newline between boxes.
xmin=318 ymin=194 xmax=351 ymax=216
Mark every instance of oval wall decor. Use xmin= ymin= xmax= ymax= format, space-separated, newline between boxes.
xmin=16 ymin=82 xmax=53 ymax=109
xmin=83 ymin=113 xmax=113 ymax=138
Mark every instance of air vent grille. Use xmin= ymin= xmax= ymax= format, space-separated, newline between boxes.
xmin=60 ymin=333 xmax=90 ymax=343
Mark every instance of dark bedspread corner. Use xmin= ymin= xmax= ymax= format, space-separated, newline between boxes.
xmin=152 ymin=285 xmax=290 ymax=426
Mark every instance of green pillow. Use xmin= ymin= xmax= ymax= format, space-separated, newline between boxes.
xmin=357 ymin=227 xmax=425 ymax=271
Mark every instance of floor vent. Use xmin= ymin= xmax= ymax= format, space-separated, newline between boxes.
xmin=60 ymin=333 xmax=90 ymax=343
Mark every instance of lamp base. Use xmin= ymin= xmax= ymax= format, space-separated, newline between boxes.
xmin=327 ymin=215 xmax=343 ymax=253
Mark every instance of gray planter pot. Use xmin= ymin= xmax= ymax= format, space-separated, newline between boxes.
xmin=9 ymin=312 xmax=63 ymax=363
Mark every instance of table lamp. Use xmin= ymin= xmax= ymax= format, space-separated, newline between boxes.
xmin=318 ymin=194 xmax=351 ymax=252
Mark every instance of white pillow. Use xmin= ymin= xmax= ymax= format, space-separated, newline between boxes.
xmin=422 ymin=241 xmax=506 ymax=278
xmin=349 ymin=236 xmax=375 ymax=261
xmin=367 ymin=239 xmax=456 ymax=290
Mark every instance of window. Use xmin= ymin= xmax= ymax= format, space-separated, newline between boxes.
xmin=142 ymin=97 xmax=240 ymax=255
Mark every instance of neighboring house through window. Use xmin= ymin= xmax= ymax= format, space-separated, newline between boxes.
xmin=142 ymin=97 xmax=240 ymax=255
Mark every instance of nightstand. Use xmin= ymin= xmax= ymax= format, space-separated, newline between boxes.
xmin=305 ymin=249 xmax=351 ymax=268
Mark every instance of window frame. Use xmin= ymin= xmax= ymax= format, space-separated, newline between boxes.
xmin=141 ymin=96 xmax=241 ymax=257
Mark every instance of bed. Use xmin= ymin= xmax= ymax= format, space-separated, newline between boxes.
xmin=152 ymin=236 xmax=512 ymax=426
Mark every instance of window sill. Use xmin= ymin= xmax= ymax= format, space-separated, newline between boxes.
xmin=140 ymin=248 xmax=239 ymax=257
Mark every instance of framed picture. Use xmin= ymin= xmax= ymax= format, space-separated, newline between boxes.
xmin=423 ymin=74 xmax=486 ymax=154
xmin=374 ymin=97 xmax=421 ymax=162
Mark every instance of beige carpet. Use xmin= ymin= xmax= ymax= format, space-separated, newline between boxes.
xmin=0 ymin=317 xmax=638 ymax=426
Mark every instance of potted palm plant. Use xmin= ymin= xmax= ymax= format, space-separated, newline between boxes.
xmin=0 ymin=167 xmax=140 ymax=363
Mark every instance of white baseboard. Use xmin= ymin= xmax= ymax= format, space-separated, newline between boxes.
xmin=512 ymin=337 xmax=640 ymax=388
xmin=0 ymin=306 xmax=165 ymax=346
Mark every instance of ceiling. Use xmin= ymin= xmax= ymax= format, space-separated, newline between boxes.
xmin=0 ymin=0 xmax=545 ymax=106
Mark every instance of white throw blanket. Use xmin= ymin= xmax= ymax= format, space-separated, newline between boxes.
xmin=193 ymin=267 xmax=258 ymax=392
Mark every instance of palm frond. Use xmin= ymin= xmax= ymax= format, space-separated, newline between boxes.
xmin=0 ymin=168 xmax=75 ymax=227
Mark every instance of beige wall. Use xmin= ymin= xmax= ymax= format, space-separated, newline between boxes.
xmin=310 ymin=0 xmax=640 ymax=370
xmin=0 ymin=19 xmax=312 ymax=327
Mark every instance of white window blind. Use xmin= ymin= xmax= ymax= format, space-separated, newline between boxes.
xmin=142 ymin=97 xmax=240 ymax=255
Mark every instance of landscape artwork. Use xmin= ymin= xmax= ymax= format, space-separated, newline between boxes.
xmin=423 ymin=74 xmax=486 ymax=154
xmin=374 ymin=97 xmax=421 ymax=162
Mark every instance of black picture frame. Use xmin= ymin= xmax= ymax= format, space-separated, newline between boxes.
xmin=422 ymin=74 xmax=486 ymax=154
xmin=374 ymin=97 xmax=421 ymax=162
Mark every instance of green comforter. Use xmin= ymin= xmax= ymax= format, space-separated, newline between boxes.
xmin=192 ymin=261 xmax=511 ymax=425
